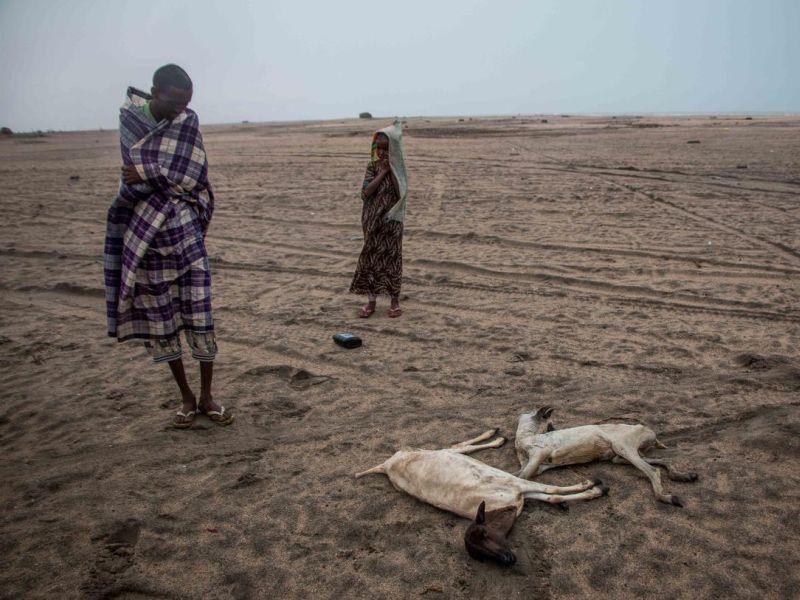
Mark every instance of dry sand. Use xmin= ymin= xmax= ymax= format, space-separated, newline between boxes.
xmin=1 ymin=114 xmax=799 ymax=599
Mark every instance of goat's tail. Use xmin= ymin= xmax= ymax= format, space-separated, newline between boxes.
xmin=654 ymin=438 xmax=668 ymax=449
xmin=355 ymin=463 xmax=387 ymax=478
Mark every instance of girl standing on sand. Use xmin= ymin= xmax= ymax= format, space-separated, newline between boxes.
xmin=349 ymin=121 xmax=408 ymax=318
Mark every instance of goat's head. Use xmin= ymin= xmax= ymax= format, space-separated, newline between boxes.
xmin=464 ymin=501 xmax=517 ymax=567
xmin=526 ymin=406 xmax=555 ymax=433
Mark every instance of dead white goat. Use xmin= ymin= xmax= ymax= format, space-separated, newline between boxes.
xmin=356 ymin=429 xmax=608 ymax=564
xmin=515 ymin=407 xmax=698 ymax=507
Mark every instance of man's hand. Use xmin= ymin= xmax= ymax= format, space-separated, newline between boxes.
xmin=121 ymin=164 xmax=144 ymax=185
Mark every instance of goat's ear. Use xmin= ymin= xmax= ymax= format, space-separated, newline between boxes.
xmin=475 ymin=501 xmax=486 ymax=525
xmin=536 ymin=406 xmax=554 ymax=419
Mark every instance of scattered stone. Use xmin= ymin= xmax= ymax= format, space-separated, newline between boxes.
xmin=69 ymin=175 xmax=80 ymax=181
xmin=239 ymin=364 xmax=332 ymax=389
xmin=687 ymin=140 xmax=701 ymax=144
xmin=422 ymin=584 xmax=444 ymax=594
xmin=744 ymin=116 xmax=753 ymax=120
xmin=359 ymin=112 xmax=373 ymax=119
xmin=105 ymin=519 xmax=141 ymax=547
xmin=736 ymin=164 xmax=748 ymax=169
xmin=234 ymin=471 xmax=260 ymax=487
xmin=540 ymin=119 xmax=548 ymax=123
xmin=734 ymin=353 xmax=783 ymax=370
xmin=504 ymin=366 xmax=525 ymax=376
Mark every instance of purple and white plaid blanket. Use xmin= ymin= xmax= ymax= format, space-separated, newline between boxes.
xmin=104 ymin=87 xmax=215 ymax=341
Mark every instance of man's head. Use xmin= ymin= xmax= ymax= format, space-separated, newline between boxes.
xmin=150 ymin=64 xmax=193 ymax=122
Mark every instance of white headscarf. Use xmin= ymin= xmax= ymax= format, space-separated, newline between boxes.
xmin=372 ymin=120 xmax=408 ymax=223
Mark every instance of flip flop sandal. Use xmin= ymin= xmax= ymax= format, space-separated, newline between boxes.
xmin=388 ymin=307 xmax=403 ymax=318
xmin=199 ymin=405 xmax=234 ymax=426
xmin=359 ymin=305 xmax=376 ymax=318
xmin=173 ymin=410 xmax=196 ymax=429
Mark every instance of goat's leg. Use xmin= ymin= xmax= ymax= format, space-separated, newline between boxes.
xmin=645 ymin=458 xmax=698 ymax=482
xmin=520 ymin=478 xmax=601 ymax=495
xmin=612 ymin=443 xmax=682 ymax=506
xmin=452 ymin=437 xmax=506 ymax=454
xmin=517 ymin=449 xmax=548 ymax=479
xmin=611 ymin=456 xmax=698 ymax=482
xmin=450 ymin=429 xmax=500 ymax=448
xmin=524 ymin=485 xmax=608 ymax=506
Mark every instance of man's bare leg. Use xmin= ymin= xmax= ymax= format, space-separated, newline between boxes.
xmin=198 ymin=361 xmax=217 ymax=412
xmin=197 ymin=361 xmax=232 ymax=424
xmin=168 ymin=358 xmax=196 ymax=414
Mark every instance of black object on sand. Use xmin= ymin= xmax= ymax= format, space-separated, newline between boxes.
xmin=333 ymin=333 xmax=362 ymax=349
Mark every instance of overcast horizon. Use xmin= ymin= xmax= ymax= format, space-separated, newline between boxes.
xmin=1 ymin=0 xmax=798 ymax=132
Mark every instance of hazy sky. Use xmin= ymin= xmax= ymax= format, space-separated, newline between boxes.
xmin=1 ymin=0 xmax=798 ymax=131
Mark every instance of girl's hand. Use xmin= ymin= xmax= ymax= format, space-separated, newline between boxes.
xmin=377 ymin=158 xmax=391 ymax=176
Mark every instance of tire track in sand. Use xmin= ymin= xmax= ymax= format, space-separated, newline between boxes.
xmin=512 ymin=144 xmax=800 ymax=267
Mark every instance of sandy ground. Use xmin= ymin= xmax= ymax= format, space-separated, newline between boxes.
xmin=1 ymin=114 xmax=799 ymax=599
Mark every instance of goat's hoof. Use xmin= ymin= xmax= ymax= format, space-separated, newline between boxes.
xmin=500 ymin=551 xmax=517 ymax=567
xmin=557 ymin=501 xmax=569 ymax=512
xmin=669 ymin=495 xmax=684 ymax=507
xmin=686 ymin=472 xmax=699 ymax=482
xmin=591 ymin=477 xmax=604 ymax=487
xmin=599 ymin=484 xmax=610 ymax=497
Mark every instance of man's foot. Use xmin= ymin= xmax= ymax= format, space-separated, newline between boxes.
xmin=173 ymin=409 xmax=196 ymax=428
xmin=173 ymin=395 xmax=197 ymax=428
xmin=359 ymin=302 xmax=376 ymax=318
xmin=198 ymin=397 xmax=234 ymax=426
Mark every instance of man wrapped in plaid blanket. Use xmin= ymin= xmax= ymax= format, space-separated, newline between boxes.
xmin=104 ymin=64 xmax=232 ymax=428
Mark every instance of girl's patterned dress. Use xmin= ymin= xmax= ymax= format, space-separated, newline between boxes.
xmin=349 ymin=162 xmax=403 ymax=297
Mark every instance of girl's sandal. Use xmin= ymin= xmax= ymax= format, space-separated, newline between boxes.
xmin=388 ymin=307 xmax=403 ymax=318
xmin=359 ymin=304 xmax=376 ymax=318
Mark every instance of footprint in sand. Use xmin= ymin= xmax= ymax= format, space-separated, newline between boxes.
xmin=238 ymin=364 xmax=333 ymax=390
xmin=82 ymin=519 xmax=141 ymax=598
